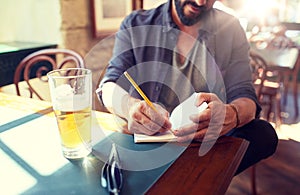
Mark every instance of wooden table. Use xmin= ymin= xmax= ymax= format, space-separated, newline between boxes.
xmin=0 ymin=93 xmax=249 ymax=195
xmin=250 ymin=43 xmax=300 ymax=116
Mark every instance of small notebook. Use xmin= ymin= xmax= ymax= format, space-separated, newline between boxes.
xmin=134 ymin=93 xmax=208 ymax=143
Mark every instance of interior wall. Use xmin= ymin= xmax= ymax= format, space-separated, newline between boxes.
xmin=0 ymin=0 xmax=108 ymax=57
xmin=59 ymin=0 xmax=101 ymax=57
xmin=0 ymin=0 xmax=61 ymax=44
xmin=0 ymin=0 xmax=112 ymax=111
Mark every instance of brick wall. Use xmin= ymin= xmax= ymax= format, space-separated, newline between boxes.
xmin=60 ymin=0 xmax=101 ymax=57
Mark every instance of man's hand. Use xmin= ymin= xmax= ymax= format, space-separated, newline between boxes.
xmin=126 ymin=98 xmax=172 ymax=135
xmin=101 ymin=82 xmax=172 ymax=135
xmin=173 ymin=92 xmax=256 ymax=142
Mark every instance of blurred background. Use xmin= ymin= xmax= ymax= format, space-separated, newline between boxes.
xmin=1 ymin=0 xmax=299 ymax=57
xmin=1 ymin=1 xmax=300 ymax=194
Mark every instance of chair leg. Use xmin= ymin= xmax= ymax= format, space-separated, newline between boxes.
xmin=251 ymin=165 xmax=257 ymax=195
xmin=266 ymin=100 xmax=272 ymax=122
xmin=292 ymin=76 xmax=299 ymax=117
xmin=276 ymin=92 xmax=282 ymax=127
xmin=282 ymin=73 xmax=289 ymax=106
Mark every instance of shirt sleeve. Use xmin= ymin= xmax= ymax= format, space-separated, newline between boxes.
xmin=99 ymin=13 xmax=137 ymax=91
xmin=215 ymin=16 xmax=261 ymax=117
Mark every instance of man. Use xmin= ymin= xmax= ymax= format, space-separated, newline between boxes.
xmin=97 ymin=0 xmax=278 ymax=174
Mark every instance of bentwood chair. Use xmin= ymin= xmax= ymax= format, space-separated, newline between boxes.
xmin=249 ymin=51 xmax=282 ymax=195
xmin=249 ymin=51 xmax=282 ymax=125
xmin=280 ymin=48 xmax=300 ymax=117
xmin=11 ymin=48 xmax=84 ymax=101
xmin=267 ymin=34 xmax=300 ymax=117
xmin=249 ymin=26 xmax=300 ymax=117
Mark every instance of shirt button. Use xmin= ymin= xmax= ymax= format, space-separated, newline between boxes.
xmin=155 ymin=86 xmax=160 ymax=91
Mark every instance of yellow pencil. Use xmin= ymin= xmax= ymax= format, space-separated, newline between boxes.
xmin=124 ymin=71 xmax=174 ymax=135
xmin=124 ymin=71 xmax=157 ymax=112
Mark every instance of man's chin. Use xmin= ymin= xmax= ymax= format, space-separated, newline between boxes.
xmin=180 ymin=16 xmax=202 ymax=26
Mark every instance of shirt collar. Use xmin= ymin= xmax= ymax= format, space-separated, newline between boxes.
xmin=162 ymin=0 xmax=178 ymax=32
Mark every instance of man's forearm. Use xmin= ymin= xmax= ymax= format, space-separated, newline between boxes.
xmin=101 ymin=82 xmax=136 ymax=119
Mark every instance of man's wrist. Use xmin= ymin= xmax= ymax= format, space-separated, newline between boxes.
xmin=229 ymin=103 xmax=240 ymax=128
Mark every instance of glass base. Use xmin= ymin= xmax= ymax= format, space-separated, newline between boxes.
xmin=62 ymin=143 xmax=92 ymax=159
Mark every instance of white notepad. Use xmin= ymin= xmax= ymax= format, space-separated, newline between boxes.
xmin=134 ymin=93 xmax=208 ymax=143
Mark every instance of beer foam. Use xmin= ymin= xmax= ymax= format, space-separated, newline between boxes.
xmin=52 ymin=84 xmax=90 ymax=111
xmin=54 ymin=84 xmax=73 ymax=97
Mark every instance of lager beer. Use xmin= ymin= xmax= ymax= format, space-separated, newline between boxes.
xmin=54 ymin=107 xmax=92 ymax=158
xmin=47 ymin=68 xmax=92 ymax=159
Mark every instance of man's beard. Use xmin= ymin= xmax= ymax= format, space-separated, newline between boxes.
xmin=174 ymin=0 xmax=208 ymax=26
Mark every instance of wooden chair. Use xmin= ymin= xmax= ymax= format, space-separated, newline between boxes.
xmin=249 ymin=28 xmax=299 ymax=118
xmin=267 ymin=35 xmax=300 ymax=117
xmin=250 ymin=165 xmax=257 ymax=195
xmin=249 ymin=51 xmax=282 ymax=195
xmin=249 ymin=51 xmax=282 ymax=125
xmin=4 ymin=48 xmax=84 ymax=101
xmin=278 ymin=48 xmax=300 ymax=117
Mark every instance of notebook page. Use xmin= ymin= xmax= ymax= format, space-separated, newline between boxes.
xmin=134 ymin=93 xmax=208 ymax=143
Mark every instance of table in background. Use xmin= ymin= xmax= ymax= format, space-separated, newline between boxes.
xmin=0 ymin=41 xmax=56 ymax=86
xmin=0 ymin=93 xmax=249 ymax=195
xmin=250 ymin=43 xmax=300 ymax=116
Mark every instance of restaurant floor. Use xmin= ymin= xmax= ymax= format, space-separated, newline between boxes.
xmin=226 ymin=84 xmax=300 ymax=195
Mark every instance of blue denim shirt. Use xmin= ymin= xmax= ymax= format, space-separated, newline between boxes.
xmin=100 ymin=1 xmax=261 ymax=116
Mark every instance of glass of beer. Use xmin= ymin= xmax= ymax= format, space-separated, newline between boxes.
xmin=47 ymin=68 xmax=92 ymax=159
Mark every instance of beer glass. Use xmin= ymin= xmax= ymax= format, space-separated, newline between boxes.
xmin=47 ymin=68 xmax=92 ymax=159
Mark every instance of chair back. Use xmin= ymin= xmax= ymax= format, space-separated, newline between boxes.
xmin=249 ymin=51 xmax=269 ymax=99
xmin=250 ymin=51 xmax=282 ymax=123
xmin=13 ymin=48 xmax=84 ymax=100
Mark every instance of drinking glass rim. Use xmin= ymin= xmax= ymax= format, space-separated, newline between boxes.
xmin=47 ymin=68 xmax=91 ymax=79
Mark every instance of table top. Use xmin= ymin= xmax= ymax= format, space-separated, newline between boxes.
xmin=0 ymin=92 xmax=249 ymax=195
xmin=0 ymin=41 xmax=57 ymax=54
xmin=250 ymin=42 xmax=299 ymax=70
